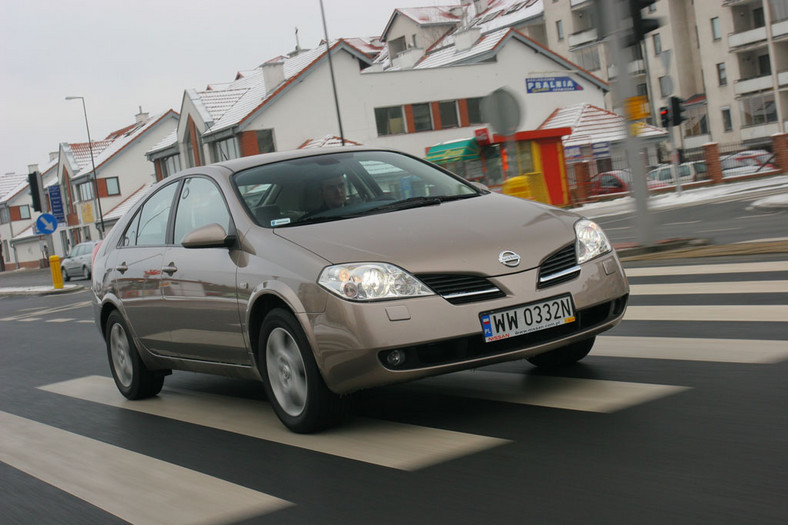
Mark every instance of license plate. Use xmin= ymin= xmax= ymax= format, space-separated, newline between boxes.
xmin=480 ymin=295 xmax=575 ymax=343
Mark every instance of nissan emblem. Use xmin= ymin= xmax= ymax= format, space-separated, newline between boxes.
xmin=498 ymin=250 xmax=521 ymax=267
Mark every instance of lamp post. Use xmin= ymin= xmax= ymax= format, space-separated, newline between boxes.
xmin=65 ymin=96 xmax=105 ymax=239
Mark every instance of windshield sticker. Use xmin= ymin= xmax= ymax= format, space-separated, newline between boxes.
xmin=271 ymin=218 xmax=291 ymax=227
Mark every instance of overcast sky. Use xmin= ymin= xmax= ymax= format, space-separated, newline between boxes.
xmin=0 ymin=0 xmax=444 ymax=175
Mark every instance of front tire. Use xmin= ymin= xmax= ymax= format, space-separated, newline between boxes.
xmin=82 ymin=266 xmax=91 ymax=280
xmin=105 ymin=310 xmax=164 ymax=399
xmin=62 ymin=267 xmax=70 ymax=282
xmin=259 ymin=309 xmax=348 ymax=433
xmin=527 ymin=337 xmax=595 ymax=368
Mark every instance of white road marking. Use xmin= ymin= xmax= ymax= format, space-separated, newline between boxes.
xmin=735 ymin=237 xmax=788 ymax=244
xmin=46 ymin=318 xmax=75 ymax=323
xmin=17 ymin=318 xmax=41 ymax=322
xmin=76 ymin=320 xmax=94 ymax=324
xmin=0 ymin=300 xmax=92 ymax=322
xmin=624 ymin=305 xmax=788 ymax=322
xmin=625 ymin=261 xmax=787 ymax=277
xmin=664 ymin=220 xmax=702 ymax=226
xmin=0 ymin=411 xmax=292 ymax=524
xmin=593 ymin=336 xmax=788 ymax=363
xmin=629 ymin=280 xmax=788 ymax=295
xmin=405 ymin=371 xmax=689 ymax=413
xmin=38 ymin=376 xmax=509 ymax=471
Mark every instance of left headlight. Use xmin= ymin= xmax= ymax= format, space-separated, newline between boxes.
xmin=318 ymin=263 xmax=435 ymax=301
xmin=575 ymin=219 xmax=612 ymax=264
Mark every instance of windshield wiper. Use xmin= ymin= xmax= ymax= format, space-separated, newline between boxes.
xmin=366 ymin=195 xmax=476 ymax=213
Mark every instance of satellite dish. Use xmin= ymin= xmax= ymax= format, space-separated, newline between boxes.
xmin=480 ymin=88 xmax=522 ymax=137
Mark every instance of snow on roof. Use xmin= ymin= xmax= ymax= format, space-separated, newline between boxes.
xmin=298 ymin=135 xmax=363 ymax=149
xmin=68 ymin=140 xmax=114 ymax=170
xmin=104 ymin=182 xmax=151 ymax=222
xmin=539 ymin=103 xmax=668 ymax=147
xmin=148 ymin=128 xmax=178 ymax=156
xmin=415 ymin=28 xmax=504 ymax=69
xmin=202 ymin=40 xmax=374 ymax=136
xmin=395 ymin=6 xmax=466 ymax=27
xmin=71 ymin=110 xmax=177 ymax=178
xmin=473 ymin=0 xmax=544 ymax=34
xmin=0 ymin=172 xmax=28 ymax=204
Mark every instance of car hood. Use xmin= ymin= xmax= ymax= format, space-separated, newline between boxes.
xmin=273 ymin=193 xmax=580 ymax=276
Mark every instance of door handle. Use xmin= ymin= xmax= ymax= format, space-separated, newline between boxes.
xmin=116 ymin=263 xmax=128 ymax=274
xmin=162 ymin=264 xmax=178 ymax=275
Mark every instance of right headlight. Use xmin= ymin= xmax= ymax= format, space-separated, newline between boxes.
xmin=318 ymin=263 xmax=434 ymax=301
xmin=575 ymin=219 xmax=612 ymax=264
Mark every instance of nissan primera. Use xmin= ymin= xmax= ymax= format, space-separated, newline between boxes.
xmin=92 ymin=147 xmax=629 ymax=433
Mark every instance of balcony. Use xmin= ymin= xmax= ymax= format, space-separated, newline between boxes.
xmin=734 ymin=74 xmax=774 ymax=95
xmin=728 ymin=26 xmax=767 ymax=48
xmin=773 ymin=19 xmax=788 ymax=39
xmin=569 ymin=27 xmax=598 ymax=48
xmin=741 ymin=122 xmax=780 ymax=141
xmin=607 ymin=60 xmax=646 ymax=79
xmin=570 ymin=0 xmax=591 ymax=8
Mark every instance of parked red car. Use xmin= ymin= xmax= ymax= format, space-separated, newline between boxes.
xmin=589 ymin=170 xmax=632 ymax=197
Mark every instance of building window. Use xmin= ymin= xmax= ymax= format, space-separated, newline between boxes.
xmin=659 ymin=76 xmax=671 ymax=98
xmin=2 ymin=239 xmax=9 ymax=262
xmin=740 ymin=92 xmax=777 ymax=126
xmin=375 ymin=106 xmax=406 ymax=135
xmin=753 ymin=7 xmax=765 ymax=28
xmin=161 ymin=154 xmax=181 ymax=179
xmin=717 ymin=62 xmax=727 ymax=85
xmin=572 ymin=45 xmax=601 ymax=71
xmin=439 ymin=101 xmax=459 ymax=129
xmin=257 ymin=129 xmax=275 ymax=153
xmin=82 ymin=226 xmax=91 ymax=241
xmin=758 ymin=54 xmax=771 ymax=76
xmin=78 ymin=181 xmax=94 ymax=202
xmin=711 ymin=17 xmax=721 ymax=40
xmin=0 ymin=207 xmax=10 ymax=224
xmin=105 ymin=177 xmax=120 ymax=196
xmin=721 ymin=108 xmax=733 ymax=132
xmin=185 ymin=127 xmax=195 ymax=168
xmin=466 ymin=97 xmax=483 ymax=125
xmin=636 ymin=83 xmax=648 ymax=97
xmin=412 ymin=103 xmax=433 ymax=132
xmin=212 ymin=137 xmax=240 ymax=162
xmin=653 ymin=33 xmax=662 ymax=55
xmin=556 ymin=20 xmax=564 ymax=40
xmin=684 ymin=105 xmax=709 ymax=137
xmin=19 ymin=205 xmax=31 ymax=220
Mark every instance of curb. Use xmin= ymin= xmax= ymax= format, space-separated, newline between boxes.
xmin=0 ymin=285 xmax=86 ymax=297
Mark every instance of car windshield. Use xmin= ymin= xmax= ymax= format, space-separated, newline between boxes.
xmin=233 ymin=150 xmax=480 ymax=227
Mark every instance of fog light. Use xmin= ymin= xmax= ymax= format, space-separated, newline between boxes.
xmin=386 ymin=349 xmax=406 ymax=367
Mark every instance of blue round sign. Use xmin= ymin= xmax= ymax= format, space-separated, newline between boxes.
xmin=35 ymin=213 xmax=58 ymax=235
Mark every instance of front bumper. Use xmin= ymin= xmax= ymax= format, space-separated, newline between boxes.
xmin=306 ymin=251 xmax=630 ymax=394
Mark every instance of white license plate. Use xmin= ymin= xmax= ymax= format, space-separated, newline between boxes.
xmin=480 ymin=295 xmax=575 ymax=343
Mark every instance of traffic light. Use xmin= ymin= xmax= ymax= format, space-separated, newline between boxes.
xmin=659 ymin=106 xmax=670 ymax=128
xmin=670 ymin=96 xmax=687 ymax=126
xmin=27 ymin=171 xmax=42 ymax=212
xmin=629 ymin=0 xmax=660 ymax=44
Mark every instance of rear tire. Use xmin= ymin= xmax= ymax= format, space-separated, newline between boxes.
xmin=82 ymin=266 xmax=91 ymax=280
xmin=527 ymin=337 xmax=595 ymax=368
xmin=105 ymin=310 xmax=164 ymax=399
xmin=259 ymin=308 xmax=348 ymax=433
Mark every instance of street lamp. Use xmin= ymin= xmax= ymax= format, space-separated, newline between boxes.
xmin=65 ymin=96 xmax=105 ymax=238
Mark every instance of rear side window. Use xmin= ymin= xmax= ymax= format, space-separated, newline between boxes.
xmin=128 ymin=183 xmax=178 ymax=247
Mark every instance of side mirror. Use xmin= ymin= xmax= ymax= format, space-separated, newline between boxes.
xmin=181 ymin=223 xmax=236 ymax=249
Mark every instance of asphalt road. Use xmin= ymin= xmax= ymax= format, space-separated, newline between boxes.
xmin=1 ymin=252 xmax=787 ymax=524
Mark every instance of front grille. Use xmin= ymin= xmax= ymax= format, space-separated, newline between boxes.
xmin=378 ymin=294 xmax=629 ymax=370
xmin=538 ymin=243 xmax=580 ymax=289
xmin=417 ymin=274 xmax=505 ymax=305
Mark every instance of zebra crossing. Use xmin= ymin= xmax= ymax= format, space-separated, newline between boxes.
xmin=1 ymin=259 xmax=786 ymax=523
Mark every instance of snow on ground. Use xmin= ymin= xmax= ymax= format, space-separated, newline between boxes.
xmin=573 ymin=175 xmax=788 ymax=218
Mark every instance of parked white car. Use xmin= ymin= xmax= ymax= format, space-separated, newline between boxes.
xmin=646 ymin=162 xmax=706 ymax=189
xmin=61 ymin=240 xmax=99 ymax=281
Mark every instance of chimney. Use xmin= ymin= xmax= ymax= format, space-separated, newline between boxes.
xmin=135 ymin=106 xmax=149 ymax=124
xmin=49 ymin=152 xmax=58 ymax=162
xmin=263 ymin=59 xmax=286 ymax=90
xmin=454 ymin=27 xmax=481 ymax=52
xmin=28 ymin=164 xmax=39 ymax=174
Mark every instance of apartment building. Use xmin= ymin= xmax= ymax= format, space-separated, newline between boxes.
xmin=520 ymin=0 xmax=788 ymax=150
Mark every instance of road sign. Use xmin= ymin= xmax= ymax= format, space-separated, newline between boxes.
xmin=481 ymin=88 xmax=521 ymax=136
xmin=526 ymin=76 xmax=583 ymax=94
xmin=35 ymin=213 xmax=58 ymax=235
xmin=48 ymin=185 xmax=66 ymax=223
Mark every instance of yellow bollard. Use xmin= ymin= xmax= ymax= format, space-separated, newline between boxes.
xmin=50 ymin=255 xmax=63 ymax=290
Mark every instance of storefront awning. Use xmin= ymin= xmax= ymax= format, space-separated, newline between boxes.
xmin=424 ymin=139 xmax=480 ymax=163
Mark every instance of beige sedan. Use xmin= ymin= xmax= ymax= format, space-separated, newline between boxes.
xmin=92 ymin=147 xmax=629 ymax=433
